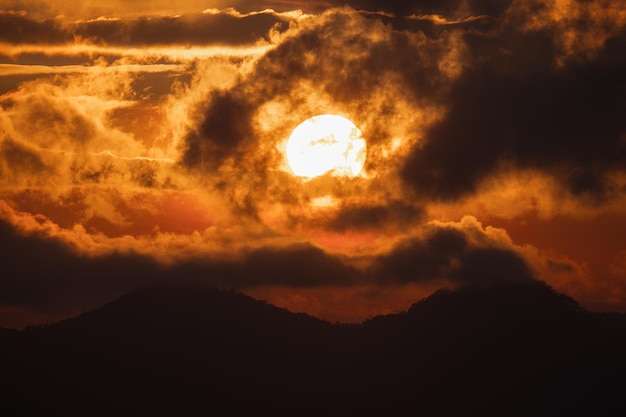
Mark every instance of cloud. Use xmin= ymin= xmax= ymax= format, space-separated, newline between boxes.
xmin=1 ymin=0 xmax=253 ymax=19
xmin=1 ymin=1 xmax=626 ymax=328
xmin=373 ymin=217 xmax=534 ymax=285
xmin=375 ymin=227 xmax=468 ymax=283
xmin=0 ymin=71 xmax=171 ymax=192
xmin=0 ymin=63 xmax=185 ymax=77
xmin=0 ymin=215 xmax=359 ymax=323
xmin=0 ymin=216 xmax=161 ymax=310
xmin=314 ymin=0 xmax=514 ymax=18
xmin=0 ymin=9 xmax=293 ymax=47
xmin=232 ymin=243 xmax=360 ymax=286
xmin=326 ymin=201 xmax=425 ymax=232
xmin=0 ymin=11 xmax=70 ymax=44
xmin=453 ymin=247 xmax=533 ymax=284
xmin=0 ymin=188 xmax=619 ymax=329
xmin=183 ymin=89 xmax=257 ymax=170
xmin=401 ymin=1 xmax=626 ymax=202
xmin=0 ymin=139 xmax=48 ymax=178
xmin=178 ymin=6 xmax=466 ymax=222
xmin=72 ymin=11 xmax=292 ymax=47
xmin=0 ymin=211 xmax=544 ymax=328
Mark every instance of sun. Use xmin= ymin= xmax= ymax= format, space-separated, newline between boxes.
xmin=286 ymin=114 xmax=367 ymax=178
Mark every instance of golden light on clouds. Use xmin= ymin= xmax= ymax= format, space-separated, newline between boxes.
xmin=1 ymin=0 xmax=626 ymax=328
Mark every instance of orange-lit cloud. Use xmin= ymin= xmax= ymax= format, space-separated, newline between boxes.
xmin=1 ymin=2 xmax=625 ymax=328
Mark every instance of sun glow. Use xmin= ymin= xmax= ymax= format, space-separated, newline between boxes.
xmin=286 ymin=114 xmax=367 ymax=178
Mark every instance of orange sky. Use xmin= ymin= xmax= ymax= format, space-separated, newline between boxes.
xmin=1 ymin=0 xmax=625 ymax=328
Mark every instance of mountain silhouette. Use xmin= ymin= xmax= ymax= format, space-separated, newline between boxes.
xmin=2 ymin=282 xmax=625 ymax=416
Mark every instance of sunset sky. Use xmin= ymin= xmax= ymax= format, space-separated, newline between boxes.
xmin=1 ymin=0 xmax=625 ymax=328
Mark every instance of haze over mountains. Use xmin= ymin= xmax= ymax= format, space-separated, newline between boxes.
xmin=2 ymin=281 xmax=625 ymax=416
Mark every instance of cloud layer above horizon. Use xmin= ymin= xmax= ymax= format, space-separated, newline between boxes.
xmin=1 ymin=0 xmax=625 ymax=327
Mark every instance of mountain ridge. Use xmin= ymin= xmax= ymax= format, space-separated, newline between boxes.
xmin=2 ymin=281 xmax=625 ymax=416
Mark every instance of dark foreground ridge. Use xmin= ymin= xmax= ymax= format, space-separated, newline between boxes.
xmin=2 ymin=282 xmax=625 ymax=416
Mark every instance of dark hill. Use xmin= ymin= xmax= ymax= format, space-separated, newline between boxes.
xmin=34 ymin=283 xmax=340 ymax=350
xmin=2 ymin=282 xmax=625 ymax=416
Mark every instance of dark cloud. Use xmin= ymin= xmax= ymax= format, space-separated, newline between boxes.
xmin=402 ymin=23 xmax=626 ymax=201
xmin=352 ymin=22 xmax=453 ymax=103
xmin=0 ymin=139 xmax=47 ymax=176
xmin=326 ymin=201 xmax=424 ymax=231
xmin=0 ymin=11 xmax=289 ymax=47
xmin=453 ymin=247 xmax=534 ymax=285
xmin=375 ymin=227 xmax=468 ymax=283
xmin=0 ymin=218 xmax=162 ymax=310
xmin=239 ymin=244 xmax=359 ymax=286
xmin=254 ymin=11 xmax=454 ymax=105
xmin=0 ymin=212 xmax=538 ymax=326
xmin=162 ymin=244 xmax=362 ymax=289
xmin=183 ymin=90 xmax=256 ymax=170
xmin=0 ymin=12 xmax=70 ymax=44
xmin=371 ymin=13 xmax=496 ymax=38
xmin=332 ymin=0 xmax=513 ymax=17
xmin=73 ymin=12 xmax=290 ymax=46
xmin=0 ymin=218 xmax=358 ymax=321
xmin=0 ymin=51 xmax=100 ymax=68
xmin=375 ymin=226 xmax=534 ymax=285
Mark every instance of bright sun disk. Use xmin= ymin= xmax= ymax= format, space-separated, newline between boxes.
xmin=286 ymin=114 xmax=366 ymax=178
